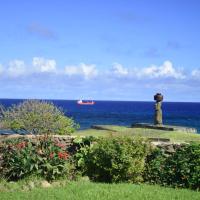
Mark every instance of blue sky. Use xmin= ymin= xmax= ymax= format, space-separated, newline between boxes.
xmin=0 ymin=0 xmax=200 ymax=101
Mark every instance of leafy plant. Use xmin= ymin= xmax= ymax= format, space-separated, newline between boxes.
xmin=1 ymin=137 xmax=73 ymax=181
xmin=1 ymin=100 xmax=79 ymax=135
xmin=73 ymin=136 xmax=96 ymax=173
xmin=83 ymin=136 xmax=150 ymax=183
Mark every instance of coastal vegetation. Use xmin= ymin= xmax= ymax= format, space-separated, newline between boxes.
xmin=1 ymin=134 xmax=200 ymax=191
xmin=1 ymin=136 xmax=76 ymax=181
xmin=0 ymin=100 xmax=78 ymax=135
xmin=144 ymin=143 xmax=200 ymax=189
xmin=1 ymin=101 xmax=200 ymax=199
xmin=79 ymin=136 xmax=149 ymax=183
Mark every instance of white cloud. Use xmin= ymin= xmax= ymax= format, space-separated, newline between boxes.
xmin=32 ymin=57 xmax=56 ymax=73
xmin=0 ymin=58 xmax=185 ymax=81
xmin=64 ymin=65 xmax=80 ymax=76
xmin=0 ymin=64 xmax=4 ymax=74
xmin=112 ymin=63 xmax=128 ymax=76
xmin=191 ymin=69 xmax=200 ymax=79
xmin=109 ymin=60 xmax=184 ymax=80
xmin=7 ymin=60 xmax=27 ymax=77
xmin=65 ymin=63 xmax=98 ymax=79
xmin=2 ymin=58 xmax=200 ymax=101
xmin=80 ymin=63 xmax=98 ymax=79
xmin=136 ymin=60 xmax=185 ymax=79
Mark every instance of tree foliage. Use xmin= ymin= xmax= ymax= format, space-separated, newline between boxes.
xmin=1 ymin=100 xmax=79 ymax=135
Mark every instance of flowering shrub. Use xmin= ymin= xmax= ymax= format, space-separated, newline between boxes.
xmin=1 ymin=137 xmax=72 ymax=181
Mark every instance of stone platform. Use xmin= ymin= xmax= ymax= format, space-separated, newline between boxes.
xmin=91 ymin=125 xmax=117 ymax=132
xmin=132 ymin=123 xmax=197 ymax=133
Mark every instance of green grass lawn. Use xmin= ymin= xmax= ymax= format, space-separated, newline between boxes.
xmin=1 ymin=180 xmax=200 ymax=200
xmin=74 ymin=125 xmax=200 ymax=142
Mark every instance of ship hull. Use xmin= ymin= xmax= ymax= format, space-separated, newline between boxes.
xmin=77 ymin=102 xmax=95 ymax=105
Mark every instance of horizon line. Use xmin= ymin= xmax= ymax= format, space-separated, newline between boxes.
xmin=0 ymin=97 xmax=199 ymax=104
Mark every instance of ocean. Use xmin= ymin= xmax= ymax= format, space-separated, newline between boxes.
xmin=0 ymin=99 xmax=200 ymax=132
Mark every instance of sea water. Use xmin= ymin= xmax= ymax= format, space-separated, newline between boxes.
xmin=0 ymin=99 xmax=200 ymax=132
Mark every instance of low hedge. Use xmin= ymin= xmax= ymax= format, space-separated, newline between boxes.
xmin=144 ymin=143 xmax=200 ymax=190
xmin=1 ymin=135 xmax=200 ymax=190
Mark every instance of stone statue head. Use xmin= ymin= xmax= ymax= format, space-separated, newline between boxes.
xmin=154 ymin=93 xmax=163 ymax=102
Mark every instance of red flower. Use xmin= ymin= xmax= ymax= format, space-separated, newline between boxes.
xmin=16 ymin=142 xmax=27 ymax=149
xmin=58 ymin=152 xmax=69 ymax=160
xmin=49 ymin=152 xmax=54 ymax=159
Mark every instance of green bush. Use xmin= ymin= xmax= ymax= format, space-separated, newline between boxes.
xmin=73 ymin=136 xmax=96 ymax=174
xmin=143 ymin=147 xmax=167 ymax=185
xmin=83 ymin=136 xmax=150 ymax=183
xmin=1 ymin=137 xmax=74 ymax=181
xmin=1 ymin=100 xmax=79 ymax=135
xmin=144 ymin=143 xmax=200 ymax=190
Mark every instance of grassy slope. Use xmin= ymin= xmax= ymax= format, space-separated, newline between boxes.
xmin=74 ymin=125 xmax=200 ymax=142
xmin=1 ymin=181 xmax=200 ymax=200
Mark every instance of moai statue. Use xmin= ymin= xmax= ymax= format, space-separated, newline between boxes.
xmin=154 ymin=93 xmax=163 ymax=125
xmin=0 ymin=104 xmax=4 ymax=119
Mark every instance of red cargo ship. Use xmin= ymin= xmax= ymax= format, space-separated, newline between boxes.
xmin=77 ymin=100 xmax=95 ymax=105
